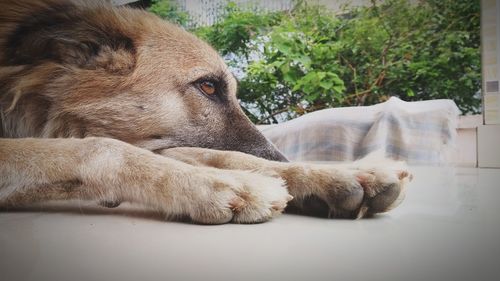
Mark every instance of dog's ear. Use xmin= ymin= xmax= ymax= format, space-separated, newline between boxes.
xmin=3 ymin=3 xmax=136 ymax=74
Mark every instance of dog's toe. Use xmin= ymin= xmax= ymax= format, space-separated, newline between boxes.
xmin=230 ymin=172 xmax=291 ymax=224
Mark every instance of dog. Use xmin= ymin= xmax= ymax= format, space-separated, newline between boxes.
xmin=0 ymin=0 xmax=412 ymax=224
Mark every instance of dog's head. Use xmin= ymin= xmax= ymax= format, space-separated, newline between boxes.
xmin=0 ymin=0 xmax=287 ymax=161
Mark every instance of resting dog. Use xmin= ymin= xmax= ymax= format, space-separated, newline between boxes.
xmin=0 ymin=0 xmax=412 ymax=223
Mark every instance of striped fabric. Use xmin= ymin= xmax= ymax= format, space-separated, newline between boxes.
xmin=259 ymin=97 xmax=460 ymax=164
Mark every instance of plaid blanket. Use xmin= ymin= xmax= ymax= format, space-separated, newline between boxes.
xmin=259 ymin=97 xmax=460 ymax=164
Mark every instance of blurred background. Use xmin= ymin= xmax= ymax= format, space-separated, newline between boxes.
xmin=113 ymin=0 xmax=480 ymax=123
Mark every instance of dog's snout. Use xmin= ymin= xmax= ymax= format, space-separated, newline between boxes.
xmin=235 ymin=125 xmax=289 ymax=162
xmin=275 ymin=151 xmax=289 ymax=162
xmin=241 ymin=145 xmax=288 ymax=162
xmin=265 ymin=148 xmax=289 ymax=162
xmin=244 ymin=141 xmax=289 ymax=162
xmin=223 ymin=111 xmax=289 ymax=162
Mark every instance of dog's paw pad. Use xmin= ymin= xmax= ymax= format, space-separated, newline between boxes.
xmin=98 ymin=200 xmax=121 ymax=208
xmin=357 ymin=168 xmax=412 ymax=217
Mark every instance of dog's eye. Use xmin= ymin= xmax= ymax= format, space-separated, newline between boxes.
xmin=199 ymin=81 xmax=216 ymax=95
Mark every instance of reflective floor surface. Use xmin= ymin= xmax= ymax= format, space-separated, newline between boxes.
xmin=1 ymin=166 xmax=499 ymax=281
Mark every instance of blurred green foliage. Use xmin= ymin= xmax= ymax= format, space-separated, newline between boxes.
xmin=151 ymin=0 xmax=481 ymax=124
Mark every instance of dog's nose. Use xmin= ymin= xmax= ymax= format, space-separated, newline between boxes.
xmin=226 ymin=112 xmax=289 ymax=162
xmin=270 ymin=149 xmax=289 ymax=162
xmin=254 ymin=144 xmax=289 ymax=162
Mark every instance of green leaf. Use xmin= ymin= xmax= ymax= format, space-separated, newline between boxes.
xmin=333 ymin=85 xmax=345 ymax=93
xmin=407 ymin=88 xmax=415 ymax=97
xmin=283 ymin=72 xmax=295 ymax=83
xmin=319 ymin=80 xmax=333 ymax=89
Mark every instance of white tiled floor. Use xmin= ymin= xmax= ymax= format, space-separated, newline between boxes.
xmin=1 ymin=166 xmax=500 ymax=281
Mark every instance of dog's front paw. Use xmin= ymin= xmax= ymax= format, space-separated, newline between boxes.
xmin=183 ymin=169 xmax=292 ymax=224
xmin=283 ymin=160 xmax=412 ymax=219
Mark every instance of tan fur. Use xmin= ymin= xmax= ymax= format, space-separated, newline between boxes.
xmin=0 ymin=0 xmax=412 ymax=223
xmin=159 ymin=147 xmax=411 ymax=218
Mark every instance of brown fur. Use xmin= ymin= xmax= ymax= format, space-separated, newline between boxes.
xmin=0 ymin=0 xmax=412 ymax=223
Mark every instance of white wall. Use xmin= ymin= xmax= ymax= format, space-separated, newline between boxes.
xmin=482 ymin=0 xmax=500 ymax=124
xmin=178 ymin=0 xmax=294 ymax=27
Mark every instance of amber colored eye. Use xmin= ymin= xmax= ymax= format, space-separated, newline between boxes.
xmin=200 ymin=81 xmax=216 ymax=95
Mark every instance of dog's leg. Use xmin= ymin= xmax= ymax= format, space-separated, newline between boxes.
xmin=160 ymin=147 xmax=413 ymax=219
xmin=0 ymin=138 xmax=292 ymax=223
